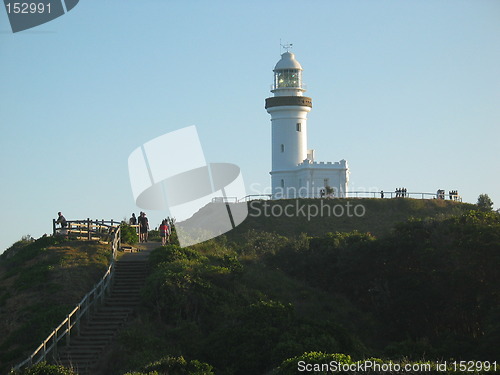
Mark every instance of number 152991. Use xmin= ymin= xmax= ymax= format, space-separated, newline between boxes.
xmin=5 ymin=2 xmax=52 ymax=14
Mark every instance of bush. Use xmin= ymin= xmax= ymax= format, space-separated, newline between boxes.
xmin=142 ymin=355 xmax=214 ymax=375
xmin=273 ymin=352 xmax=352 ymax=375
xmin=239 ymin=230 xmax=289 ymax=256
xmin=120 ymin=223 xmax=138 ymax=245
xmin=148 ymin=245 xmax=205 ymax=269
xmin=18 ymin=362 xmax=78 ymax=375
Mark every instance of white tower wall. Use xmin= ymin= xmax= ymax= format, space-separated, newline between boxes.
xmin=268 ymin=105 xmax=310 ymax=171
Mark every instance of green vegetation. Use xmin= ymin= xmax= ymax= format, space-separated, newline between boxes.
xmin=103 ymin=241 xmax=363 ymax=375
xmin=121 ymin=222 xmax=139 ymax=244
xmin=477 ymin=193 xmax=494 ymax=211
xmin=226 ymin=198 xmax=476 ymax=240
xmin=17 ymin=362 xmax=78 ymax=375
xmin=0 ymin=237 xmax=111 ymax=374
xmin=101 ymin=201 xmax=499 ymax=374
xmin=5 ymin=199 xmax=500 ymax=374
xmin=108 ymin=200 xmax=499 ymax=374
xmin=122 ymin=355 xmax=215 ymax=375
xmin=269 ymin=211 xmax=500 ymax=361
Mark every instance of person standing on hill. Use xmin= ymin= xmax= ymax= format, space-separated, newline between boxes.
xmin=159 ymin=220 xmax=169 ymax=246
xmin=129 ymin=213 xmax=137 ymax=225
xmin=138 ymin=212 xmax=149 ymax=243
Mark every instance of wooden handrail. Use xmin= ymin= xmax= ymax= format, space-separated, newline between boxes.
xmin=52 ymin=218 xmax=122 ymax=240
xmin=11 ymin=220 xmax=122 ymax=373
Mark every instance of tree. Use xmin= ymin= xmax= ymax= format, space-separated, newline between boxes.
xmin=325 ymin=185 xmax=334 ymax=197
xmin=477 ymin=194 xmax=494 ymax=211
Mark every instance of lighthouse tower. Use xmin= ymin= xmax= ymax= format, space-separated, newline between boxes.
xmin=266 ymin=50 xmax=349 ymax=199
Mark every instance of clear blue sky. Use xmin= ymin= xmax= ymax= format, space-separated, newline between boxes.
xmin=1 ymin=0 xmax=499 ymax=252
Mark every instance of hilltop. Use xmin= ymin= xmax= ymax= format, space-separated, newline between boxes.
xmin=179 ymin=197 xmax=476 ymax=241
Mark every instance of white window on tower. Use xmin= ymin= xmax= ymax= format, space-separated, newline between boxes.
xmin=281 ymin=144 xmax=285 ymax=153
xmin=296 ymin=123 xmax=301 ymax=132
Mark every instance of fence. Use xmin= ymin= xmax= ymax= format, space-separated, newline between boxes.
xmin=11 ymin=220 xmax=122 ymax=373
xmin=240 ymin=191 xmax=462 ymax=202
xmin=52 ymin=218 xmax=122 ymax=241
xmin=211 ymin=195 xmax=273 ymax=203
xmin=344 ymin=190 xmax=462 ymax=201
xmin=238 ymin=194 xmax=273 ymax=202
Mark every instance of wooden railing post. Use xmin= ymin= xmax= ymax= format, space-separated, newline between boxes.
xmin=52 ymin=329 xmax=58 ymax=358
xmin=100 ymin=280 xmax=105 ymax=304
xmin=87 ymin=218 xmax=90 ymax=240
xmin=52 ymin=219 xmax=56 ymax=236
xmin=117 ymin=226 xmax=121 ymax=251
xmin=76 ymin=308 xmax=80 ymax=336
xmin=85 ymin=297 xmax=90 ymax=323
xmin=66 ymin=315 xmax=71 ymax=346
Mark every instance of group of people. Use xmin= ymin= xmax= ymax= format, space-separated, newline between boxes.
xmin=436 ymin=190 xmax=460 ymax=201
xmin=395 ymin=187 xmax=408 ymax=198
xmin=448 ymin=190 xmax=460 ymax=201
xmin=129 ymin=212 xmax=172 ymax=245
xmin=55 ymin=211 xmax=173 ymax=245
xmin=129 ymin=212 xmax=150 ymax=243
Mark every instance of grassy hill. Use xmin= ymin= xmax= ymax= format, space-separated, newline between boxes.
xmin=0 ymin=236 xmax=112 ymax=373
xmin=6 ymin=199 xmax=499 ymax=375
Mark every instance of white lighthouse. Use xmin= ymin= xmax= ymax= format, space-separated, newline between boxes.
xmin=266 ymin=50 xmax=349 ymax=199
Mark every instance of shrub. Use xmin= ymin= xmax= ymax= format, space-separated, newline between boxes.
xmin=18 ymin=362 xmax=78 ymax=375
xmin=120 ymin=223 xmax=138 ymax=245
xmin=142 ymin=355 xmax=214 ymax=375
xmin=273 ymin=352 xmax=352 ymax=374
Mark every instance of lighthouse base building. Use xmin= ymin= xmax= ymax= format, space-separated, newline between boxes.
xmin=269 ymin=158 xmax=349 ymax=199
xmin=266 ymin=50 xmax=349 ymax=199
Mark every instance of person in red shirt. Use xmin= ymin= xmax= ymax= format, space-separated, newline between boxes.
xmin=159 ymin=220 xmax=169 ymax=246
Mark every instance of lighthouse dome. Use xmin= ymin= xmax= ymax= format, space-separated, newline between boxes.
xmin=274 ymin=52 xmax=303 ymax=71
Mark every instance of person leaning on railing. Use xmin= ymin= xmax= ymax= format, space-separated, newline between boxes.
xmin=55 ymin=212 xmax=67 ymax=228
xmin=55 ymin=211 xmax=68 ymax=236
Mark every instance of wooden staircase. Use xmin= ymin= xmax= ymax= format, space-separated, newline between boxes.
xmin=56 ymin=251 xmax=150 ymax=374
